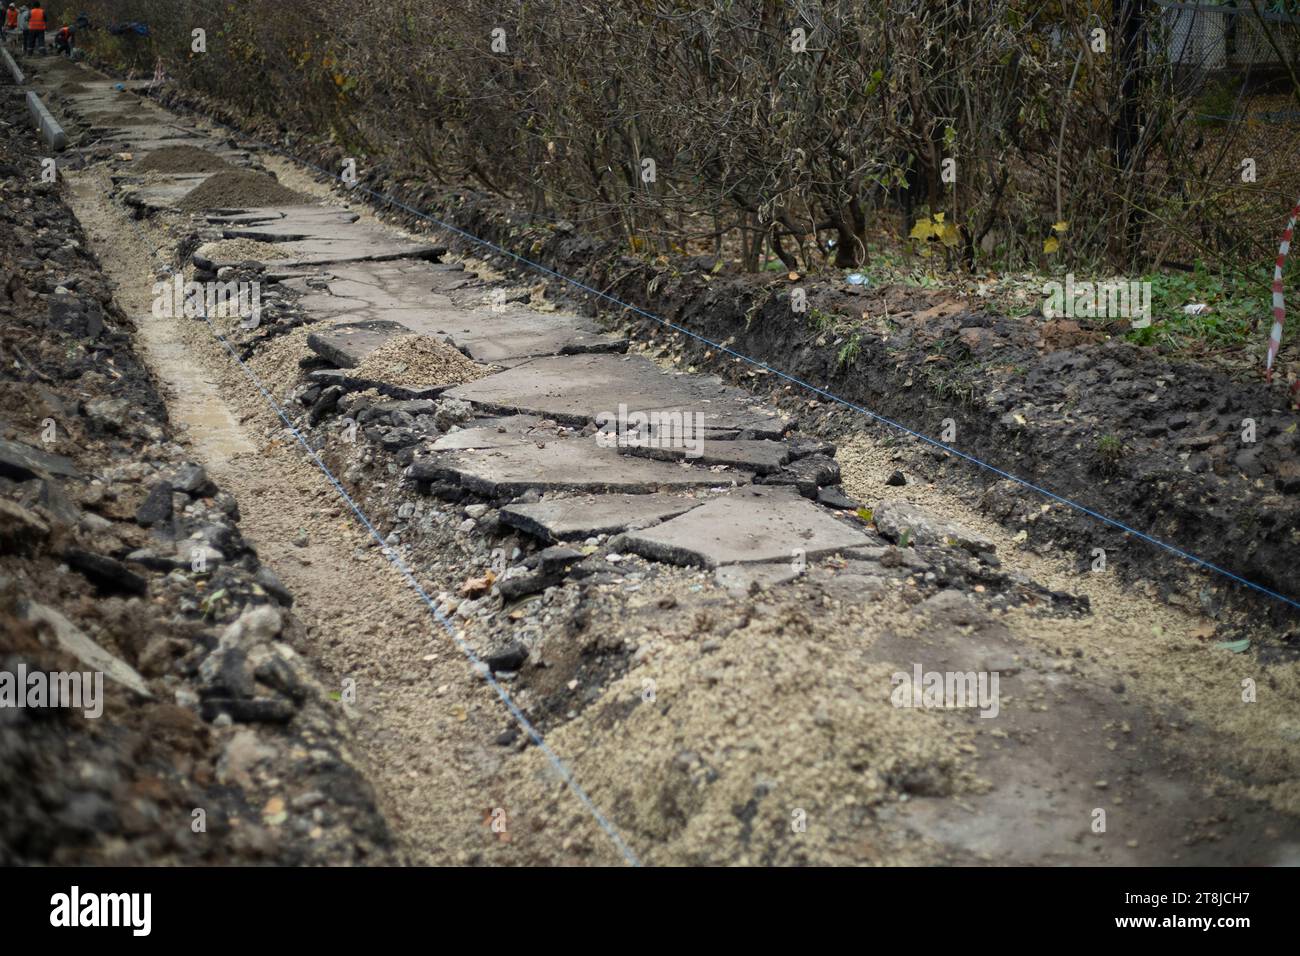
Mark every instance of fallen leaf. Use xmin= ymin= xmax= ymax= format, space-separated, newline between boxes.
xmin=909 ymin=219 xmax=934 ymax=241
xmin=459 ymin=570 xmax=496 ymax=597
xmin=262 ymin=797 xmax=288 ymax=826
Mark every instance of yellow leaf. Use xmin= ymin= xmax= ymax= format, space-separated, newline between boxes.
xmin=1052 ymin=220 xmax=1069 ymax=234
xmin=939 ymin=223 xmax=961 ymax=247
xmin=1043 ymin=236 xmax=1059 ymax=254
xmin=909 ymin=220 xmax=934 ymax=241
xmin=932 ymin=211 xmax=945 ymax=223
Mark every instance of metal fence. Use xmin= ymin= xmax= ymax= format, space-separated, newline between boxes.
xmin=1159 ymin=1 xmax=1300 ymax=72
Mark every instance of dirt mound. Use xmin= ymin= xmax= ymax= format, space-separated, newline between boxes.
xmin=354 ymin=334 xmax=492 ymax=390
xmin=136 ymin=145 xmax=233 ymax=174
xmin=179 ymin=169 xmax=311 ymax=211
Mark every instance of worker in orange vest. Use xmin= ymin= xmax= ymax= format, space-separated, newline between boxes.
xmin=3 ymin=5 xmax=18 ymax=40
xmin=26 ymin=1 xmax=45 ymax=56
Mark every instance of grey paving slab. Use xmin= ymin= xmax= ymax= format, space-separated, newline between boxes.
xmin=306 ymin=320 xmax=410 ymax=368
xmin=408 ymin=436 xmax=746 ymax=497
xmin=433 ymin=310 xmax=625 ymax=365
xmin=120 ymin=175 xmax=212 ymax=213
xmin=207 ymin=208 xmax=347 ymax=227
xmin=431 ymin=416 xmax=558 ymax=451
xmin=620 ymin=438 xmax=791 ymax=474
xmin=279 ymin=261 xmax=624 ymax=364
xmin=234 ymin=238 xmax=438 ymax=269
xmin=444 ymin=353 xmax=792 ymax=436
xmin=622 ymin=485 xmax=871 ymax=568
xmin=199 ymin=209 xmax=439 ymax=267
xmin=715 ymin=562 xmax=802 ymax=596
xmin=218 ymin=208 xmax=362 ymax=240
xmin=500 ymin=493 xmax=706 ymax=542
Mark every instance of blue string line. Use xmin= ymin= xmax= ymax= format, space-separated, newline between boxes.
xmin=187 ymin=118 xmax=1300 ymax=614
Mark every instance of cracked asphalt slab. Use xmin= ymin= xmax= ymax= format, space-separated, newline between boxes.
xmin=15 ymin=52 xmax=1300 ymax=866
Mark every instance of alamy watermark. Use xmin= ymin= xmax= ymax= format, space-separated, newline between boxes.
xmin=595 ymin=403 xmax=705 ymax=458
xmin=152 ymin=275 xmax=263 ymax=329
xmin=50 ymin=886 xmax=151 ymax=936
xmin=1043 ymin=273 xmax=1151 ymax=328
xmin=891 ymin=663 xmax=1000 ymax=719
xmin=0 ymin=665 xmax=103 ymax=719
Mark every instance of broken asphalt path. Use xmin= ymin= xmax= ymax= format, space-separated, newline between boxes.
xmin=27 ymin=54 xmax=1300 ymax=866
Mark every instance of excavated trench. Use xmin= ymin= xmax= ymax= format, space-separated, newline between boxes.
xmin=13 ymin=53 xmax=1300 ymax=866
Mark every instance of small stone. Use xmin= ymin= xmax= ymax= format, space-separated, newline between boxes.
xmin=135 ymin=481 xmax=174 ymax=526
xmin=173 ymin=463 xmax=216 ymax=497
xmin=485 ymin=642 xmax=528 ymax=673
xmin=64 ymin=549 xmax=148 ymax=596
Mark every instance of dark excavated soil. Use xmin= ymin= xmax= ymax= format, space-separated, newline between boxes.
xmin=178 ymin=169 xmax=310 ymax=211
xmin=136 ymin=144 xmax=233 ymax=174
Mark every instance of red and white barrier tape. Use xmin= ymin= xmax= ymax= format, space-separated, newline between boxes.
xmin=1266 ymin=198 xmax=1299 ymax=398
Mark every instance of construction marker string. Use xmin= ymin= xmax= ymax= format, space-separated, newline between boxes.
xmin=189 ymin=113 xmax=1300 ymax=613
xmin=115 ymin=203 xmax=642 ymax=867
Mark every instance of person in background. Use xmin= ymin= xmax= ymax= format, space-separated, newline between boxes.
xmin=18 ymin=5 xmax=29 ymax=54
xmin=26 ymin=1 xmax=44 ymax=55
xmin=3 ymin=5 xmax=18 ymax=41
xmin=54 ymin=21 xmax=71 ymax=56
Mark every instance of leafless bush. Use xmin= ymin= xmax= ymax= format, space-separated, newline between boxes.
xmin=67 ymin=0 xmax=1300 ymax=276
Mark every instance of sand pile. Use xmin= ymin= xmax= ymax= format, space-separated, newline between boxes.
xmin=136 ymin=145 xmax=233 ymax=174
xmin=179 ymin=170 xmax=311 ymax=211
xmin=197 ymin=238 xmax=290 ymax=263
xmin=354 ymin=334 xmax=492 ymax=390
xmin=248 ymin=326 xmax=316 ymax=401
